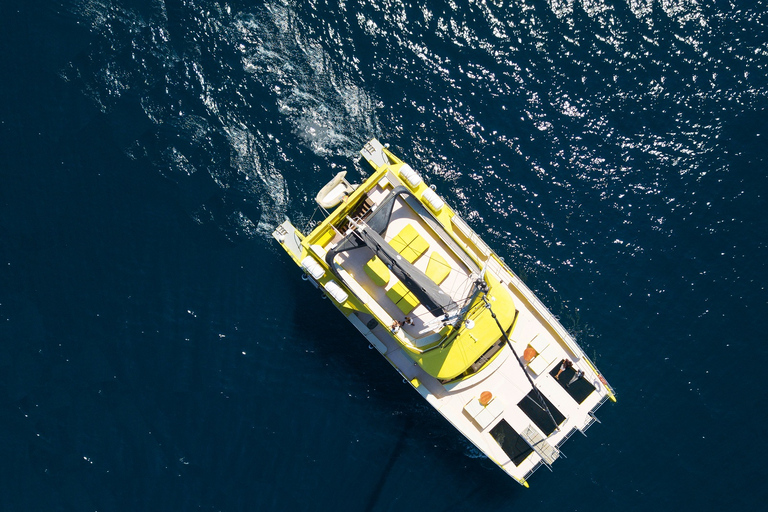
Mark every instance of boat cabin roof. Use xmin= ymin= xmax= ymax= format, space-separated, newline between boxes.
xmin=313 ymin=168 xmax=518 ymax=380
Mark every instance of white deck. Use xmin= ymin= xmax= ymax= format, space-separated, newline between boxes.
xmin=329 ymin=179 xmax=610 ymax=482
xmin=347 ymin=270 xmax=608 ymax=481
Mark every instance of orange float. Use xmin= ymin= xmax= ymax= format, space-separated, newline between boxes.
xmin=523 ymin=346 xmax=537 ymax=363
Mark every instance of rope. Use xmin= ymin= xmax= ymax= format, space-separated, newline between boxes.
xmin=304 ymin=205 xmax=325 ymax=233
xmin=482 ymin=295 xmax=561 ymax=434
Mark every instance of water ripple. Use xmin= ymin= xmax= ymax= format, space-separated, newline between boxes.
xmin=63 ymin=0 xmax=767 ymax=298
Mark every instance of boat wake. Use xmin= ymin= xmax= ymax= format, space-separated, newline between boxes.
xmin=62 ymin=0 xmax=380 ymax=240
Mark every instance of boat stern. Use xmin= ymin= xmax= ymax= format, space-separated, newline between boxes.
xmin=272 ymin=219 xmax=305 ymax=264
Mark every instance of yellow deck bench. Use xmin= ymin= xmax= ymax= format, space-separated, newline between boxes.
xmin=386 ymin=280 xmax=420 ymax=315
xmin=364 ymin=256 xmax=391 ymax=286
xmin=425 ymin=251 xmax=450 ymax=285
xmin=389 ymin=224 xmax=429 ymax=263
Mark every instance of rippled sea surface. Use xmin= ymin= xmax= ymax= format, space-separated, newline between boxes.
xmin=2 ymin=1 xmax=767 ymax=510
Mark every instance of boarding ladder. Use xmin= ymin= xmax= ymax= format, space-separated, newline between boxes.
xmin=522 ymin=426 xmax=560 ymax=468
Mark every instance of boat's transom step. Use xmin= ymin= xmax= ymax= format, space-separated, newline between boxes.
xmin=522 ymin=425 xmax=560 ymax=466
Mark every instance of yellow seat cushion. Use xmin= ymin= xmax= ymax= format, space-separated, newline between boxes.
xmin=402 ymin=234 xmax=429 ymax=263
xmin=389 ymin=233 xmax=409 ymax=254
xmin=425 ymin=251 xmax=450 ymax=285
xmin=389 ymin=224 xmax=429 ymax=263
xmin=386 ymin=281 xmax=420 ymax=315
xmin=397 ymin=289 xmax=420 ymax=314
xmin=364 ymin=256 xmax=390 ymax=286
xmin=388 ymin=225 xmax=414 ymax=253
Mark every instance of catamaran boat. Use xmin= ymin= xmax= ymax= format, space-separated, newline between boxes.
xmin=273 ymin=139 xmax=615 ymax=486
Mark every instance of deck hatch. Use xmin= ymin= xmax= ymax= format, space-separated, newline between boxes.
xmin=490 ymin=420 xmax=533 ymax=467
xmin=517 ymin=390 xmax=566 ymax=436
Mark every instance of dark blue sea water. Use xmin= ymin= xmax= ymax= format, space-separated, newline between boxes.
xmin=2 ymin=1 xmax=767 ymax=510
